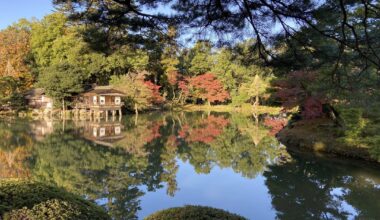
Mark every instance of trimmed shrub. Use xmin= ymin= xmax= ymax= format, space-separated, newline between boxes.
xmin=144 ymin=205 xmax=247 ymax=220
xmin=0 ymin=179 xmax=110 ymax=220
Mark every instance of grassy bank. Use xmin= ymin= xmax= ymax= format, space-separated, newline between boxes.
xmin=175 ymin=104 xmax=282 ymax=115
xmin=277 ymin=119 xmax=373 ymax=162
xmin=277 ymin=107 xmax=380 ymax=163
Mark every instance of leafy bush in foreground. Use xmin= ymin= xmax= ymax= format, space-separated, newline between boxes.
xmin=145 ymin=205 xmax=247 ymax=220
xmin=0 ymin=180 xmax=110 ymax=220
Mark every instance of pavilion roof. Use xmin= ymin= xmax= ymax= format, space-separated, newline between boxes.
xmin=82 ymin=86 xmax=125 ymax=96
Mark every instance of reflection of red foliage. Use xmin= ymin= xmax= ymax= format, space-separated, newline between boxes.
xmin=263 ymin=117 xmax=288 ymax=136
xmin=179 ymin=115 xmax=229 ymax=144
xmin=188 ymin=73 xmax=230 ymax=104
xmin=274 ymin=71 xmax=325 ymax=119
xmin=178 ymin=124 xmax=189 ymax=138
xmin=144 ymin=81 xmax=164 ymax=104
xmin=145 ymin=122 xmax=162 ymax=143
xmin=166 ymin=135 xmax=178 ymax=149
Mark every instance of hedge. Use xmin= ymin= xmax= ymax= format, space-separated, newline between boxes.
xmin=0 ymin=179 xmax=110 ymax=220
xmin=145 ymin=205 xmax=247 ymax=220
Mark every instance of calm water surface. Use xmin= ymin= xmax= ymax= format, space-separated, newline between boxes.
xmin=0 ymin=112 xmax=379 ymax=219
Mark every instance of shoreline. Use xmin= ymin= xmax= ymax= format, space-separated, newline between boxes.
xmin=277 ymin=118 xmax=379 ymax=164
xmin=0 ymin=104 xmax=283 ymax=119
xmin=2 ymin=107 xmax=379 ymax=164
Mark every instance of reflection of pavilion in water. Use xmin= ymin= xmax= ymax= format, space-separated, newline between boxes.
xmin=75 ymin=120 xmax=125 ymax=147
xmin=29 ymin=119 xmax=54 ymax=141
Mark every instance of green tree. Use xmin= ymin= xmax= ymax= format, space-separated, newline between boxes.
xmin=188 ymin=41 xmax=213 ymax=75
xmin=110 ymin=72 xmax=163 ymax=115
xmin=239 ymin=74 xmax=270 ymax=107
xmin=0 ymin=76 xmax=26 ymax=110
xmin=161 ymin=27 xmax=180 ymax=100
xmin=211 ymin=48 xmax=237 ymax=92
xmin=37 ymin=63 xmax=85 ymax=111
xmin=30 ymin=13 xmax=67 ymax=68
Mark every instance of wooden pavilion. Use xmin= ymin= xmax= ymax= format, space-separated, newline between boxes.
xmin=75 ymin=86 xmax=125 ymax=120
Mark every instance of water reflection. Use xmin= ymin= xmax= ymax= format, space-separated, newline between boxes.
xmin=74 ymin=120 xmax=125 ymax=147
xmin=265 ymin=153 xmax=380 ymax=219
xmin=0 ymin=113 xmax=379 ymax=219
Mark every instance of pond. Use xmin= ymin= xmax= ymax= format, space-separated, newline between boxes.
xmin=0 ymin=112 xmax=380 ymax=219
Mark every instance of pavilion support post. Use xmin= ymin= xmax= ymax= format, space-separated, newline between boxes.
xmin=90 ymin=110 xmax=94 ymax=121
xmin=95 ymin=110 xmax=99 ymax=121
xmin=118 ymin=109 xmax=122 ymax=121
xmin=112 ymin=110 xmax=116 ymax=121
xmin=105 ymin=110 xmax=109 ymax=121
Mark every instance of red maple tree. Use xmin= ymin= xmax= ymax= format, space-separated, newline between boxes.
xmin=144 ymin=81 xmax=164 ymax=104
xmin=188 ymin=73 xmax=230 ymax=105
xmin=274 ymin=70 xmax=326 ymax=119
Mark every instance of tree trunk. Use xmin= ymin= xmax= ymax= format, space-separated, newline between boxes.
xmin=253 ymin=112 xmax=259 ymax=124
xmin=172 ymin=87 xmax=176 ymax=100
xmin=134 ymin=103 xmax=139 ymax=115
xmin=134 ymin=103 xmax=139 ymax=125
xmin=252 ymin=94 xmax=259 ymax=112
xmin=177 ymin=92 xmax=183 ymax=104
xmin=134 ymin=113 xmax=138 ymax=126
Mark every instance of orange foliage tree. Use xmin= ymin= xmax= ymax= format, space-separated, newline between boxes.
xmin=0 ymin=24 xmax=33 ymax=88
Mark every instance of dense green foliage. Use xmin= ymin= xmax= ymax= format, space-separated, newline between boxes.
xmin=1 ymin=12 xmax=274 ymax=112
xmin=0 ymin=179 xmax=110 ymax=220
xmin=144 ymin=205 xmax=247 ymax=220
xmin=336 ymin=106 xmax=380 ymax=162
xmin=37 ymin=63 xmax=86 ymax=108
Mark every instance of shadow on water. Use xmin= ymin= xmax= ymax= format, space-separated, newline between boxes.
xmin=0 ymin=112 xmax=379 ymax=219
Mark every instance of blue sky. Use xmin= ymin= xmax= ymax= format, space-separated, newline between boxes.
xmin=0 ymin=0 xmax=54 ymax=29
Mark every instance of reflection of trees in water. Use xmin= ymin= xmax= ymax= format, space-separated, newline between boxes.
xmin=0 ymin=120 xmax=34 ymax=178
xmin=2 ymin=114 xmax=380 ymax=219
xmin=174 ymin=113 xmax=288 ymax=178
xmin=264 ymin=153 xmax=380 ymax=220
xmin=30 ymin=131 xmax=156 ymax=220
xmin=0 ymin=112 xmax=290 ymax=219
xmin=114 ymin=116 xmax=163 ymax=157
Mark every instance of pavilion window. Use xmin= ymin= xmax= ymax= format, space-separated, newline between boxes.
xmin=100 ymin=96 xmax=105 ymax=105
xmin=115 ymin=97 xmax=121 ymax=105
xmin=100 ymin=128 xmax=106 ymax=137
xmin=115 ymin=126 xmax=121 ymax=135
